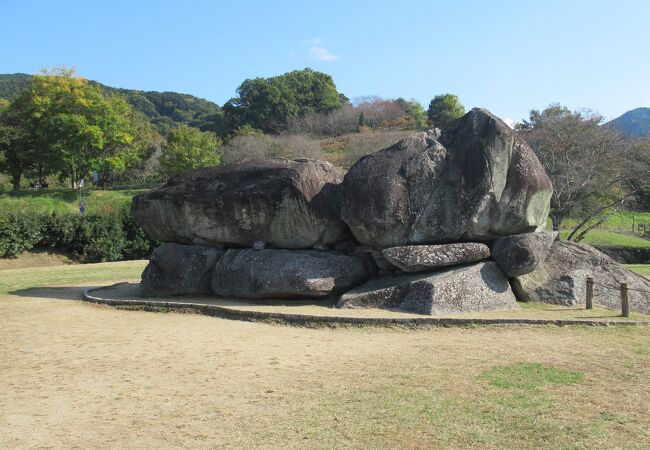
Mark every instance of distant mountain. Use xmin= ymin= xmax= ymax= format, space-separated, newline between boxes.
xmin=0 ymin=73 xmax=223 ymax=135
xmin=0 ymin=73 xmax=31 ymax=99
xmin=608 ymin=107 xmax=650 ymax=138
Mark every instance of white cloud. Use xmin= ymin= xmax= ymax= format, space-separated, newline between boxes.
xmin=504 ymin=118 xmax=518 ymax=129
xmin=309 ymin=46 xmax=340 ymax=61
xmin=304 ymin=38 xmax=322 ymax=45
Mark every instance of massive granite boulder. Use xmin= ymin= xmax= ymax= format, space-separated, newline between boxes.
xmin=338 ymin=261 xmax=518 ymax=315
xmin=491 ymin=231 xmax=557 ymax=277
xmin=141 ymin=243 xmax=224 ymax=297
xmin=513 ymin=240 xmax=650 ymax=314
xmin=132 ymin=159 xmax=346 ymax=249
xmin=212 ymin=249 xmax=370 ymax=299
xmin=341 ymin=108 xmax=553 ymax=247
xmin=382 ymin=242 xmax=490 ymax=273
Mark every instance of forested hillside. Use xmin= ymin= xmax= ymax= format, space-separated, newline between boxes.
xmin=0 ymin=73 xmax=222 ymax=134
xmin=0 ymin=73 xmax=31 ymax=99
xmin=609 ymin=107 xmax=650 ymax=138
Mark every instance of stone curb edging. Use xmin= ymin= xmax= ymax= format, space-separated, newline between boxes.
xmin=83 ymin=284 xmax=650 ymax=329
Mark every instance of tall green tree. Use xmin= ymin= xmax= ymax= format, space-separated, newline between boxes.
xmin=0 ymin=68 xmax=150 ymax=189
xmin=0 ymin=88 xmax=45 ymax=189
xmin=427 ymin=94 xmax=465 ymax=129
xmin=95 ymin=95 xmax=155 ymax=187
xmin=396 ymin=98 xmax=428 ymax=129
xmin=0 ymin=122 xmax=32 ymax=190
xmin=32 ymin=68 xmax=113 ymax=187
xmin=160 ymin=125 xmax=222 ymax=177
xmin=223 ymin=68 xmax=344 ymax=133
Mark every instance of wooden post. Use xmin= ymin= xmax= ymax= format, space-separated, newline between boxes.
xmin=586 ymin=277 xmax=594 ymax=310
xmin=620 ymin=283 xmax=629 ymax=318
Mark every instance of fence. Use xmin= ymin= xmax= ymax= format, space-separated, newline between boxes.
xmin=585 ymin=277 xmax=650 ymax=317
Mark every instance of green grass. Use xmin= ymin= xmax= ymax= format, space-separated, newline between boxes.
xmin=479 ymin=362 xmax=583 ymax=389
xmin=0 ymin=187 xmax=152 ymax=215
xmin=559 ymin=210 xmax=650 ymax=232
xmin=559 ymin=230 xmax=650 ymax=248
xmin=0 ymin=259 xmax=146 ymax=294
xmin=626 ymin=264 xmax=650 ymax=278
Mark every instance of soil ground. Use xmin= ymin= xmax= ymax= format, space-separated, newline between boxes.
xmin=2 ymin=262 xmax=650 ymax=448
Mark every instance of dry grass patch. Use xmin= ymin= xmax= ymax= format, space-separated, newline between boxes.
xmin=2 ymin=261 xmax=650 ymax=448
xmin=0 ymin=249 xmax=76 ymax=271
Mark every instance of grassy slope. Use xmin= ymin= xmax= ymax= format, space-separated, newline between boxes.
xmin=0 ymin=259 xmax=146 ymax=294
xmin=560 ymin=230 xmax=650 ymax=249
xmin=557 ymin=211 xmax=650 ymax=248
xmin=561 ymin=211 xmax=650 ymax=231
xmin=0 ymin=187 xmax=150 ymax=214
xmin=626 ymin=264 xmax=650 ymax=278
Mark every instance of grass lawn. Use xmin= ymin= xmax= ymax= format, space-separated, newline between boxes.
xmin=0 ymin=259 xmax=146 ymax=294
xmin=0 ymin=187 xmax=152 ymax=215
xmin=561 ymin=210 xmax=650 ymax=232
xmin=2 ymin=261 xmax=650 ymax=448
xmin=560 ymin=229 xmax=650 ymax=248
xmin=627 ymin=264 xmax=650 ymax=278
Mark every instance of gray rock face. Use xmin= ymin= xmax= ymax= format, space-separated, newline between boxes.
xmin=382 ymin=242 xmax=490 ymax=273
xmin=491 ymin=231 xmax=557 ymax=277
xmin=341 ymin=108 xmax=553 ymax=247
xmin=338 ymin=261 xmax=518 ymax=315
xmin=132 ymin=159 xmax=346 ymax=249
xmin=212 ymin=249 xmax=369 ymax=299
xmin=141 ymin=244 xmax=224 ymax=296
xmin=513 ymin=241 xmax=650 ymax=314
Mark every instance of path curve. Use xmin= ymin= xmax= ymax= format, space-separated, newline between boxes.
xmin=83 ymin=283 xmax=650 ymax=328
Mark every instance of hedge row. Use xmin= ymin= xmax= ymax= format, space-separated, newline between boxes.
xmin=0 ymin=210 xmax=157 ymax=263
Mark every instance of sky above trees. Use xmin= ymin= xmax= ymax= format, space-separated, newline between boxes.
xmin=1 ymin=0 xmax=649 ymax=122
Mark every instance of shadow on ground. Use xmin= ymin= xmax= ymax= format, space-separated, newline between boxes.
xmin=9 ymin=286 xmax=104 ymax=301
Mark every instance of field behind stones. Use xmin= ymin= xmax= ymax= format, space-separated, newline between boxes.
xmin=1 ymin=261 xmax=650 ymax=449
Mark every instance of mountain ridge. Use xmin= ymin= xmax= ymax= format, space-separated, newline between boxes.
xmin=608 ymin=107 xmax=650 ymax=138
xmin=0 ymin=73 xmax=222 ymax=134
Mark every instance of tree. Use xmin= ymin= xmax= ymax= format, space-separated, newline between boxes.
xmin=355 ymin=97 xmax=406 ymax=129
xmin=160 ymin=125 xmax=222 ymax=177
xmin=0 ymin=122 xmax=32 ymax=190
xmin=0 ymin=68 xmax=150 ymax=189
xmin=31 ymin=68 xmax=114 ymax=187
xmin=427 ymin=94 xmax=465 ymax=129
xmin=95 ymin=95 xmax=155 ymax=187
xmin=0 ymin=89 xmax=44 ymax=189
xmin=519 ymin=104 xmax=643 ymax=241
xmin=396 ymin=98 xmax=427 ymax=129
xmin=223 ymin=68 xmax=344 ymax=133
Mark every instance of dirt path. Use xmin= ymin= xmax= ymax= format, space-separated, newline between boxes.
xmin=2 ymin=287 xmax=650 ymax=449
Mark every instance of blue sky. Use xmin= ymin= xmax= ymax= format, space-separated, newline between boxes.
xmin=2 ymin=0 xmax=649 ymax=122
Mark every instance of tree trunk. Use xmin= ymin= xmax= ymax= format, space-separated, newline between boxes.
xmin=550 ymin=212 xmax=561 ymax=233
xmin=11 ymin=173 xmax=21 ymax=191
xmin=70 ymin=167 xmax=76 ymax=190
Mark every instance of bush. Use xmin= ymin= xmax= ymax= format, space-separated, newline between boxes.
xmin=40 ymin=213 xmax=80 ymax=249
xmin=0 ymin=213 xmax=43 ymax=257
xmin=73 ymin=213 xmax=127 ymax=263
xmin=221 ymin=133 xmax=323 ymax=164
xmin=122 ymin=214 xmax=158 ymax=261
xmin=0 ymin=210 xmax=156 ymax=262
